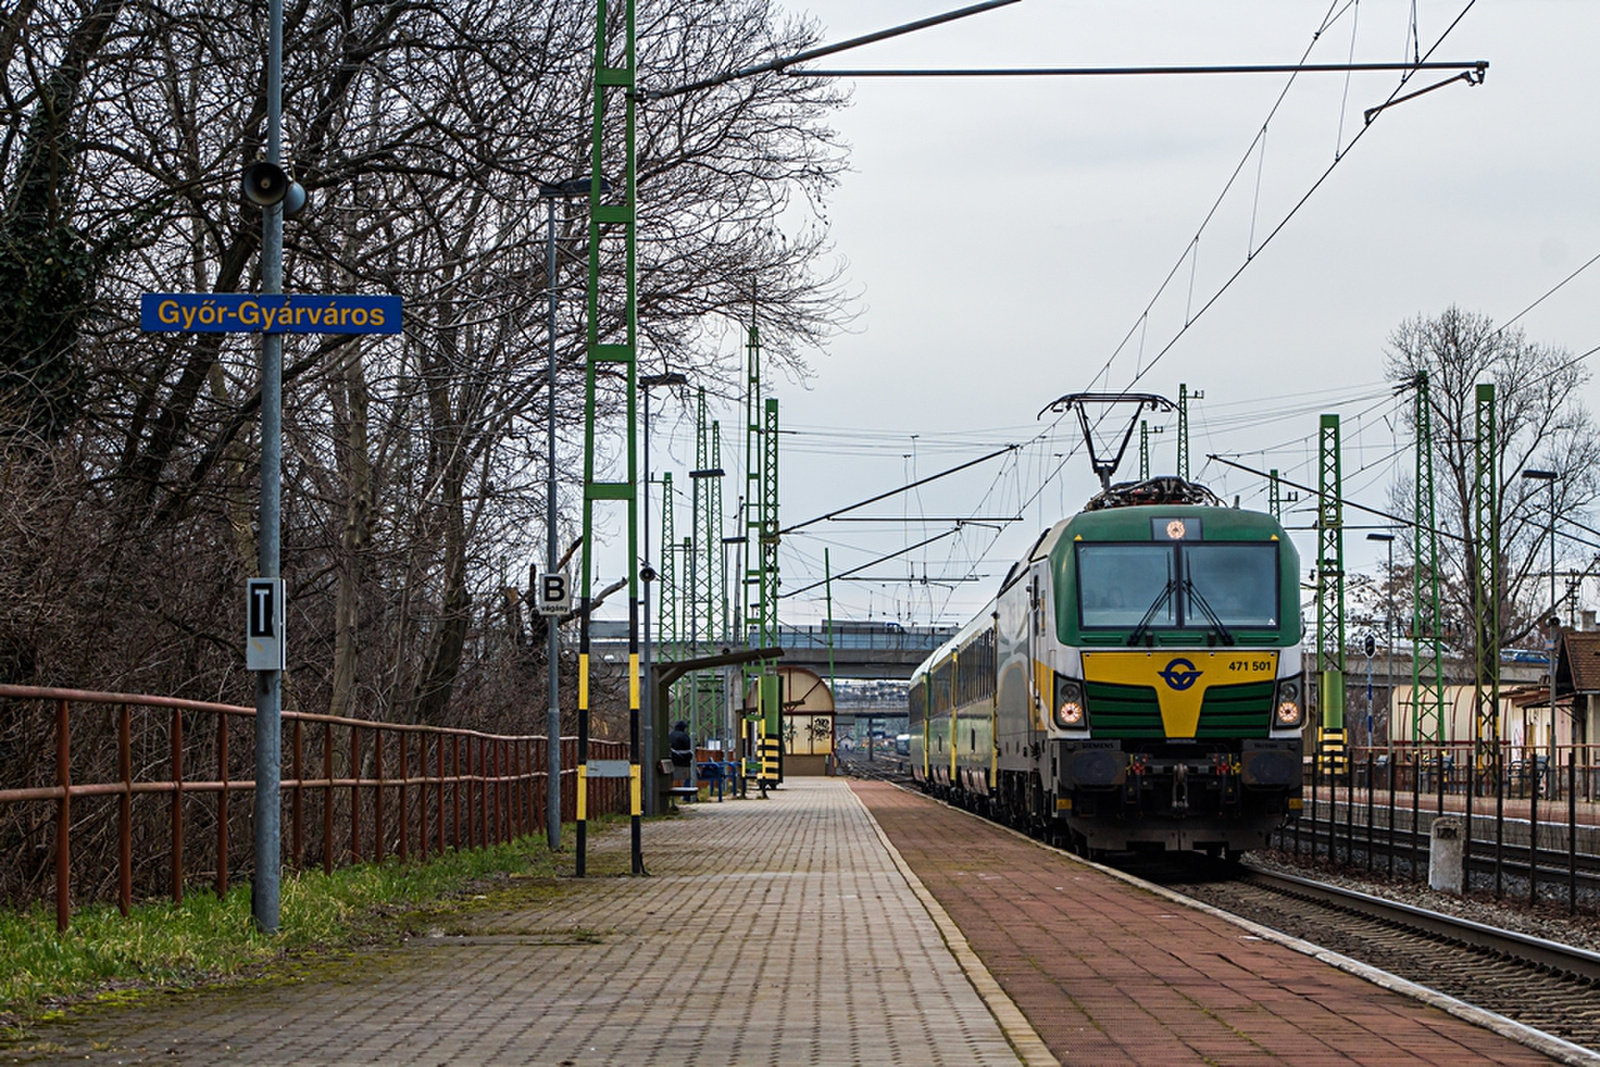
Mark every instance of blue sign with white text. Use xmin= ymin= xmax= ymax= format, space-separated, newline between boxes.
xmin=141 ymin=293 xmax=402 ymax=335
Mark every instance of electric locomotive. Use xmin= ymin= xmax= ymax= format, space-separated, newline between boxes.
xmin=909 ymin=471 xmax=1305 ymax=857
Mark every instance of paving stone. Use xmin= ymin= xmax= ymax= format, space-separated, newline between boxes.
xmin=5 ymin=780 xmax=1027 ymax=1066
xmin=851 ymin=780 xmax=1557 ymax=1066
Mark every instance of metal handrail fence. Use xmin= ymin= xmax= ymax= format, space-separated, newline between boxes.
xmin=0 ymin=684 xmax=628 ymax=931
xmin=1283 ymin=741 xmax=1600 ymax=915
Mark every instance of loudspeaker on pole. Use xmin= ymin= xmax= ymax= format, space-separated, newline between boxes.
xmin=242 ymin=162 xmax=309 ymax=217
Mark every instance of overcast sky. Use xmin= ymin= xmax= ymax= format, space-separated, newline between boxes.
xmin=631 ymin=0 xmax=1599 ymax=633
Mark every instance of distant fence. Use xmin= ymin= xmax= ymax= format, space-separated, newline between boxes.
xmin=1283 ymin=741 xmax=1600 ymax=915
xmin=0 ymin=684 xmax=628 ymax=930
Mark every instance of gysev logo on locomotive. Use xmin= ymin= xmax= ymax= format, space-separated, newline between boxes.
xmin=1081 ymin=651 xmax=1279 ymax=739
xmin=1158 ymin=657 xmax=1202 ymax=690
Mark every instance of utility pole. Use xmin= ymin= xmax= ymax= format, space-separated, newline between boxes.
xmin=743 ymin=312 xmax=762 ymax=688
xmin=656 ymin=470 xmax=676 ymax=815
xmin=1521 ymin=467 xmax=1558 ymax=789
xmin=253 ymin=0 xmax=286 ymax=935
xmin=1367 ymin=531 xmax=1396 ymax=756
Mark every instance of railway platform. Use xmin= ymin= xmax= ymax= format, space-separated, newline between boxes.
xmin=4 ymin=778 xmax=1571 ymax=1065
xmin=5 ymin=779 xmax=1033 ymax=1066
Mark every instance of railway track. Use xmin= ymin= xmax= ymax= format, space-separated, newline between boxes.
xmin=1156 ymin=861 xmax=1600 ymax=1060
xmin=1279 ymin=814 xmax=1600 ymax=909
xmin=837 ymin=756 xmax=913 ymax=785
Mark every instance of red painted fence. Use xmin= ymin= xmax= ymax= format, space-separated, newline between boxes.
xmin=0 ymin=684 xmax=628 ymax=930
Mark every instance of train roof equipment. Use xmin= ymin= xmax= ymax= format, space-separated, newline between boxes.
xmin=1083 ymin=475 xmax=1223 ymax=511
xmin=1039 ymin=391 xmax=1174 ymax=492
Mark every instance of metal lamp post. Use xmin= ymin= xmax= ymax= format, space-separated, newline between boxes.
xmin=640 ymin=370 xmax=686 ymax=815
xmin=251 ymin=0 xmax=287 ymax=936
xmin=1521 ymin=468 xmax=1558 ymax=788
xmin=540 ymin=176 xmax=606 ymax=849
xmin=1366 ymin=532 xmax=1395 ymax=753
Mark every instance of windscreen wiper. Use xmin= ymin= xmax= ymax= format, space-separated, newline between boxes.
xmin=1126 ymin=578 xmax=1177 ymax=647
xmin=1184 ymin=580 xmax=1236 ymax=646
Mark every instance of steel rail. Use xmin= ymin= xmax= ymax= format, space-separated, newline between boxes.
xmin=1241 ymin=865 xmax=1600 ymax=983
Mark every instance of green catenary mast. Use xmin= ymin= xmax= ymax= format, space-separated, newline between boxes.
xmin=708 ymin=419 xmax=726 ymax=742
xmin=759 ymin=397 xmax=782 ymax=783
xmin=743 ymin=316 xmax=763 ymax=694
xmin=710 ymin=420 xmax=726 ymax=646
xmin=1177 ymin=384 xmax=1201 ymax=481
xmin=1408 ymin=373 xmax=1446 ymax=743
xmin=690 ymin=388 xmax=714 ymax=741
xmin=659 ymin=472 xmax=678 ymax=669
xmin=578 ymin=0 xmax=640 ymax=875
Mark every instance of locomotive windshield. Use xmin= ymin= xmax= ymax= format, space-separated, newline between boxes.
xmin=1183 ymin=544 xmax=1278 ymax=627
xmin=1076 ymin=545 xmax=1175 ymax=628
xmin=1076 ymin=542 xmax=1278 ymax=630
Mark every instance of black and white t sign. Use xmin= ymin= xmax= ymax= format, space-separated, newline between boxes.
xmin=246 ymin=578 xmax=286 ymax=670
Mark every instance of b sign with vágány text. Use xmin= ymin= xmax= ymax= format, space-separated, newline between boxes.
xmin=142 ymin=293 xmax=402 ymax=335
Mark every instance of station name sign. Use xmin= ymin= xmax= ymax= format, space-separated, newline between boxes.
xmin=141 ymin=293 xmax=402 ymax=335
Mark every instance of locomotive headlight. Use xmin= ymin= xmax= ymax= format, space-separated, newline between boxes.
xmin=1054 ymin=678 xmax=1087 ymax=729
xmin=1274 ymin=678 xmax=1304 ymax=727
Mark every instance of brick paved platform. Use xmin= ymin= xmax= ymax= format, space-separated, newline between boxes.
xmin=853 ymin=780 xmax=1562 ymax=1066
xmin=5 ymin=779 xmax=1040 ymax=1066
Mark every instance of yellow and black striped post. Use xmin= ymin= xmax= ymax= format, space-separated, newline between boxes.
xmin=1318 ymin=727 xmax=1348 ymax=775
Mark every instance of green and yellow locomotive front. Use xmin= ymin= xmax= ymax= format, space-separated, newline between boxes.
xmin=1002 ymin=504 xmax=1304 ymax=854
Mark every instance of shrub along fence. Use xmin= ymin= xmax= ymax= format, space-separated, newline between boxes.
xmin=0 ymin=684 xmax=627 ymax=930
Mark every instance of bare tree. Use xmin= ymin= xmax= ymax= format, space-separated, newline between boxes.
xmin=1385 ymin=306 xmax=1600 ymax=661
xmin=3 ymin=0 xmax=849 ymax=723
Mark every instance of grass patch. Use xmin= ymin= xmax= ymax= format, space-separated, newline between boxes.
xmin=0 ymin=830 xmax=605 ymax=1036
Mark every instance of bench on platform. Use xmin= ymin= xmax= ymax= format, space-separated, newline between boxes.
xmin=696 ymin=761 xmax=731 ymax=801
xmin=659 ymin=758 xmax=699 ymax=806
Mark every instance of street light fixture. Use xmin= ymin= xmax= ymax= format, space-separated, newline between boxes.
xmin=640 ymin=370 xmax=687 ymax=814
xmin=1520 ymin=468 xmax=1558 ymax=787
xmin=1367 ymin=532 xmax=1395 ymax=755
xmin=539 ymin=175 xmax=609 ymax=849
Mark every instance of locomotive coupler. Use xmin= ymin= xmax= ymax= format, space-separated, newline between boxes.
xmin=1172 ymin=761 xmax=1189 ymax=813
